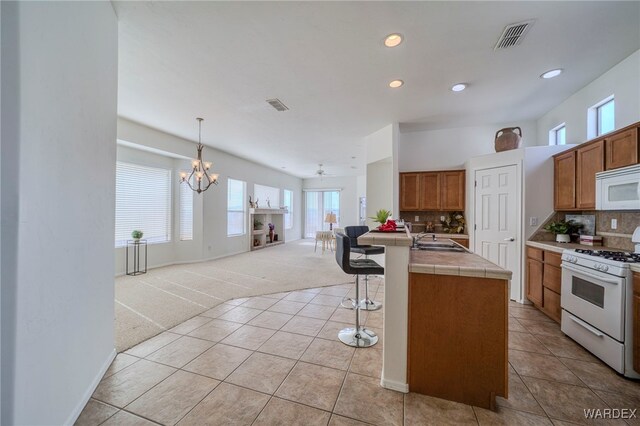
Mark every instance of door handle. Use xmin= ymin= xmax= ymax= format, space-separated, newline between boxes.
xmin=503 ymin=237 xmax=515 ymax=241
xmin=568 ymin=315 xmax=604 ymax=337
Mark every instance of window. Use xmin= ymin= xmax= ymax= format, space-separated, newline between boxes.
xmin=254 ymin=184 xmax=280 ymax=208
xmin=304 ymin=190 xmax=340 ymax=238
xmin=115 ymin=162 xmax=172 ymax=247
xmin=549 ymin=123 xmax=566 ymax=145
xmin=283 ymin=189 xmax=293 ymax=229
xmin=179 ymin=178 xmax=193 ymax=241
xmin=597 ymin=98 xmax=615 ymax=136
xmin=588 ymin=96 xmax=615 ymax=138
xmin=227 ymin=178 xmax=246 ymax=236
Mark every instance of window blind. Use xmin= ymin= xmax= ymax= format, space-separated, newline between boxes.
xmin=115 ymin=162 xmax=172 ymax=247
xmin=180 ymin=178 xmax=193 ymax=241
xmin=228 ymin=178 xmax=246 ymax=236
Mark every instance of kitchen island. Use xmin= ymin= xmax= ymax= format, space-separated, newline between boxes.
xmin=358 ymin=229 xmax=511 ymax=409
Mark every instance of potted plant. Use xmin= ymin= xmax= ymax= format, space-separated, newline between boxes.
xmin=131 ymin=230 xmax=144 ymax=242
xmin=544 ymin=220 xmax=582 ymax=243
xmin=369 ymin=209 xmax=392 ymax=226
xmin=253 ymin=219 xmax=263 ymax=230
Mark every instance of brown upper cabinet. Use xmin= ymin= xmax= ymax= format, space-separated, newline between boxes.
xmin=400 ymin=173 xmax=420 ymax=211
xmin=554 ymin=150 xmax=576 ymax=210
xmin=419 ymin=172 xmax=440 ymax=210
xmin=400 ymin=170 xmax=465 ymax=211
xmin=440 ymin=171 xmax=465 ymax=210
xmin=553 ymin=121 xmax=639 ymax=211
xmin=576 ymin=140 xmax=604 ymax=210
xmin=605 ymin=127 xmax=639 ymax=170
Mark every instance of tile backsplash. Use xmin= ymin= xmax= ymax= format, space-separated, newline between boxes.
xmin=531 ymin=210 xmax=640 ymax=251
xmin=399 ymin=211 xmax=467 ymax=234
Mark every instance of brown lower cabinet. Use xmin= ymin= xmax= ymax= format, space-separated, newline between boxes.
xmin=526 ymin=247 xmax=561 ymax=322
xmin=408 ymin=272 xmax=508 ymax=409
xmin=634 ymin=272 xmax=640 ymax=374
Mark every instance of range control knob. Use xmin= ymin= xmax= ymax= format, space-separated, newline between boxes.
xmin=600 ymin=265 xmax=609 ymax=272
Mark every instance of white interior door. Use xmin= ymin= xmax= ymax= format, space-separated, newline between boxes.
xmin=474 ymin=165 xmax=520 ymax=301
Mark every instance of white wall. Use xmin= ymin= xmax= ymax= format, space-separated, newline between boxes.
xmin=302 ymin=176 xmax=360 ymax=228
xmin=116 ymin=118 xmax=303 ymax=271
xmin=536 ymin=49 xmax=640 ymax=146
xmin=364 ymin=124 xmax=394 ymax=164
xmin=398 ymin=121 xmax=538 ymax=172
xmin=366 ymin=158 xmax=394 ymax=229
xmin=1 ymin=2 xmax=118 ymax=424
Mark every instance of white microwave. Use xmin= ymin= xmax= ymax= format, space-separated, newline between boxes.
xmin=596 ymin=164 xmax=640 ymax=210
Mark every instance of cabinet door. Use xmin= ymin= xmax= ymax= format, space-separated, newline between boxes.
xmin=400 ymin=173 xmax=420 ymax=211
xmin=440 ymin=170 xmax=465 ymax=211
xmin=526 ymin=258 xmax=543 ymax=307
xmin=554 ymin=151 xmax=576 ymax=210
xmin=605 ymin=127 xmax=639 ymax=170
xmin=542 ymin=288 xmax=561 ymax=323
xmin=543 ymin=264 xmax=561 ymax=294
xmin=576 ymin=140 xmax=605 ymax=210
xmin=419 ymin=172 xmax=440 ymax=210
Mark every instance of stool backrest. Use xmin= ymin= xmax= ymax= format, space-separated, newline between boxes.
xmin=344 ymin=226 xmax=369 ymax=248
xmin=335 ymin=233 xmax=353 ymax=274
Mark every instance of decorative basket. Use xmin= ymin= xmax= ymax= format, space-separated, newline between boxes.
xmin=495 ymin=127 xmax=522 ymax=152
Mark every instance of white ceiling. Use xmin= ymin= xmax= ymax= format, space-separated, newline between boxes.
xmin=114 ymin=1 xmax=640 ymax=178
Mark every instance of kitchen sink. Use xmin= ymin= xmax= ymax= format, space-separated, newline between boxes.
xmin=412 ymin=245 xmax=466 ymax=253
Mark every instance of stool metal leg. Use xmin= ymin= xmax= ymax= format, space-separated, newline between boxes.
xmin=359 ymin=255 xmax=382 ymax=311
xmin=338 ymin=275 xmax=378 ymax=348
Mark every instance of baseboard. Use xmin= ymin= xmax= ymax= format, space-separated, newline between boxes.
xmin=380 ymin=377 xmax=409 ymax=393
xmin=65 ymin=348 xmax=116 ymax=425
xmin=115 ymin=249 xmax=249 ymax=277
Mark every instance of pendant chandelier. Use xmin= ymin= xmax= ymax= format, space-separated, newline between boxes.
xmin=180 ymin=117 xmax=219 ymax=194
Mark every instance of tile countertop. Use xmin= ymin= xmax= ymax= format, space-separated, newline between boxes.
xmin=527 ymin=241 xmax=640 ymax=274
xmin=409 ymin=241 xmax=512 ymax=280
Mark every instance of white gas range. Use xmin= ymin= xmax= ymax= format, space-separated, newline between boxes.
xmin=561 ymin=248 xmax=640 ymax=379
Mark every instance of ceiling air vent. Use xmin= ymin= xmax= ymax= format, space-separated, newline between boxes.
xmin=266 ymin=98 xmax=289 ymax=111
xmin=494 ymin=20 xmax=534 ymax=50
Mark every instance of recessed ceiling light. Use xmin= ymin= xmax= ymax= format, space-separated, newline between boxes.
xmin=451 ymin=83 xmax=467 ymax=92
xmin=540 ymin=69 xmax=563 ymax=79
xmin=384 ymin=33 xmax=403 ymax=48
xmin=389 ymin=80 xmax=404 ymax=88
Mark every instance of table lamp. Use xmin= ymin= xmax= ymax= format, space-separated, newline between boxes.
xmin=325 ymin=212 xmax=337 ymax=231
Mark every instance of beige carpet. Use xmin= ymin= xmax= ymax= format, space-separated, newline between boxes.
xmin=115 ymin=239 xmax=380 ymax=351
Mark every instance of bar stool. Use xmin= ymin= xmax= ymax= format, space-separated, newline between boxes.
xmin=334 ymin=233 xmax=383 ymax=347
xmin=345 ymin=226 xmax=384 ymax=311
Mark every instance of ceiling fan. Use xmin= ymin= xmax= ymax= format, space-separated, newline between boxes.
xmin=315 ymin=163 xmax=332 ymax=180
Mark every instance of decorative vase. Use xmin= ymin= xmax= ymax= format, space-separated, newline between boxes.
xmin=269 ymin=230 xmax=274 ymax=243
xmin=495 ymin=127 xmax=522 ymax=152
xmin=556 ymin=234 xmax=570 ymax=243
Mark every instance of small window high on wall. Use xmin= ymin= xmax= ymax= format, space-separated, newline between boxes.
xmin=284 ymin=189 xmax=293 ymax=229
xmin=549 ymin=123 xmax=566 ymax=145
xmin=115 ymin=162 xmax=172 ymax=247
xmin=588 ymin=95 xmax=615 ymax=138
xmin=228 ymin=178 xmax=246 ymax=236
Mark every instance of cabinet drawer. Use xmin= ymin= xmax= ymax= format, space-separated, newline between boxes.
xmin=545 ymin=251 xmax=562 ymax=268
xmin=543 ymin=265 xmax=562 ymax=293
xmin=526 ymin=247 xmax=544 ymax=262
xmin=542 ymin=288 xmax=561 ymax=323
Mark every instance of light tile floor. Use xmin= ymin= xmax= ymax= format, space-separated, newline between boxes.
xmin=78 ymin=280 xmax=640 ymax=425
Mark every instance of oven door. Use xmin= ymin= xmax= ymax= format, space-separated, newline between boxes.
xmin=560 ymin=262 xmax=625 ymax=341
